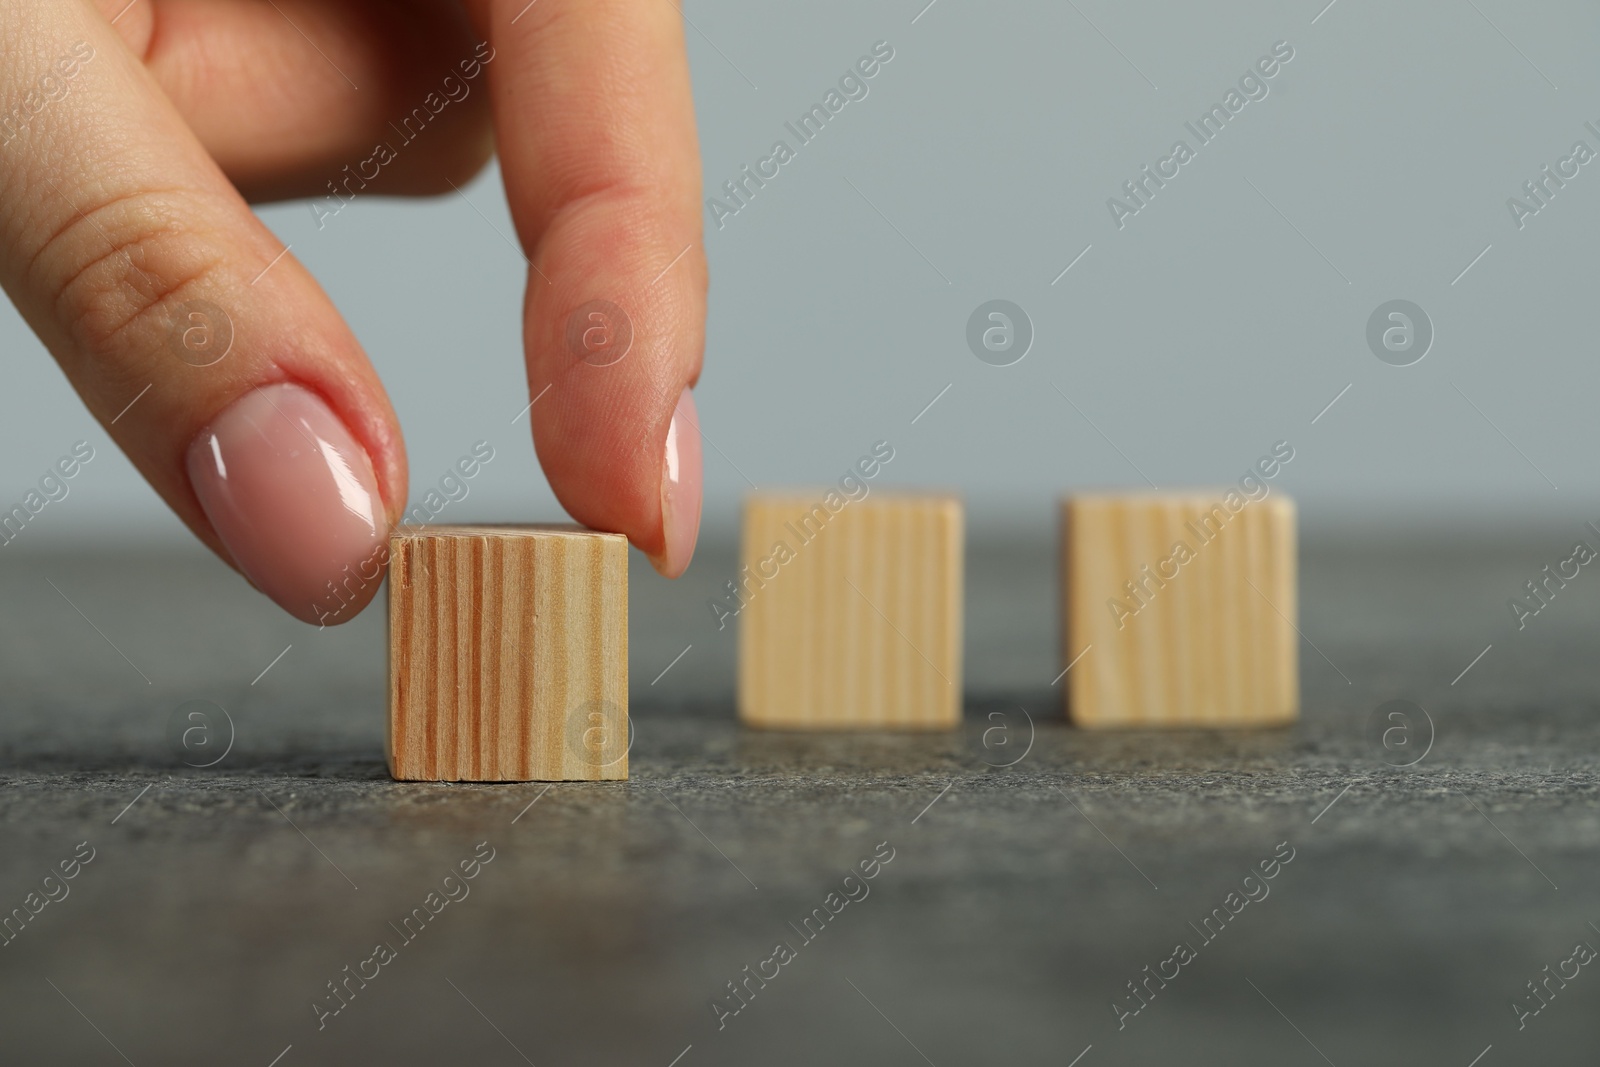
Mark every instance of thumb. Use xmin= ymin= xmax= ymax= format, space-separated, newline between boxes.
xmin=0 ymin=1 xmax=407 ymax=624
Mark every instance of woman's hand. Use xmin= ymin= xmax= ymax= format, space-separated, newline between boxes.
xmin=0 ymin=0 xmax=706 ymax=623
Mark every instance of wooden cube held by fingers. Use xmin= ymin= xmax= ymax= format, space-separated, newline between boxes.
xmin=387 ymin=524 xmax=628 ymax=781
xmin=1062 ymin=492 xmax=1298 ymax=728
xmin=737 ymin=493 xmax=963 ymax=729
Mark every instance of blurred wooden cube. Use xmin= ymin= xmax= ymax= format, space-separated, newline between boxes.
xmin=737 ymin=493 xmax=963 ymax=729
xmin=388 ymin=524 xmax=628 ymax=781
xmin=1062 ymin=492 xmax=1297 ymax=728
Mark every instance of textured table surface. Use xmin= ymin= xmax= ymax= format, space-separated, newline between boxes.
xmin=1 ymin=530 xmax=1597 ymax=1066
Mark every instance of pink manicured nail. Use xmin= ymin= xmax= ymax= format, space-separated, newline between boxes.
xmin=654 ymin=386 xmax=703 ymax=578
xmin=187 ymin=383 xmax=387 ymax=625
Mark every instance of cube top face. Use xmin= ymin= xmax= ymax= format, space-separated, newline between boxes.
xmin=738 ymin=493 xmax=963 ymax=730
xmin=392 ymin=522 xmax=624 ymax=544
xmin=388 ymin=524 xmax=628 ymax=781
xmin=1069 ymin=489 xmax=1271 ymax=508
xmin=743 ymin=491 xmax=962 ymax=509
xmin=1063 ymin=493 xmax=1298 ymax=729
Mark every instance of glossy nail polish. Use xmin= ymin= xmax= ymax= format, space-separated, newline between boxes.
xmin=654 ymin=386 xmax=703 ymax=577
xmin=187 ymin=383 xmax=388 ymax=624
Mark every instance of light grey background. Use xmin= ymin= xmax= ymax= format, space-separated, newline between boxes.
xmin=2 ymin=0 xmax=1597 ymax=546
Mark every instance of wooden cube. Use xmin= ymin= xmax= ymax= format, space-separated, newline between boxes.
xmin=737 ymin=493 xmax=963 ymax=729
xmin=387 ymin=524 xmax=628 ymax=781
xmin=1062 ymin=492 xmax=1297 ymax=728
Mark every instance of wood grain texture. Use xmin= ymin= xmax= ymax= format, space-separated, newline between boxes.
xmin=738 ymin=493 xmax=963 ymax=730
xmin=1063 ymin=492 xmax=1297 ymax=729
xmin=388 ymin=524 xmax=628 ymax=781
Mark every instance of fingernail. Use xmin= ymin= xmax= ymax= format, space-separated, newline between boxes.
xmin=653 ymin=386 xmax=703 ymax=578
xmin=187 ymin=382 xmax=387 ymax=624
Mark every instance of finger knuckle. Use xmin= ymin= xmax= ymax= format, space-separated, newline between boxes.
xmin=36 ymin=188 xmax=225 ymax=365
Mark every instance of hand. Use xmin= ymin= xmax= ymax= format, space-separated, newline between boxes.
xmin=0 ymin=0 xmax=706 ymax=624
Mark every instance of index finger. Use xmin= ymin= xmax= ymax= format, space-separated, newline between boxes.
xmin=474 ymin=0 xmax=707 ymax=576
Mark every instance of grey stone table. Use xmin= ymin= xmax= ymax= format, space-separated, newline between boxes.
xmin=1 ymin=529 xmax=1597 ymax=1066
